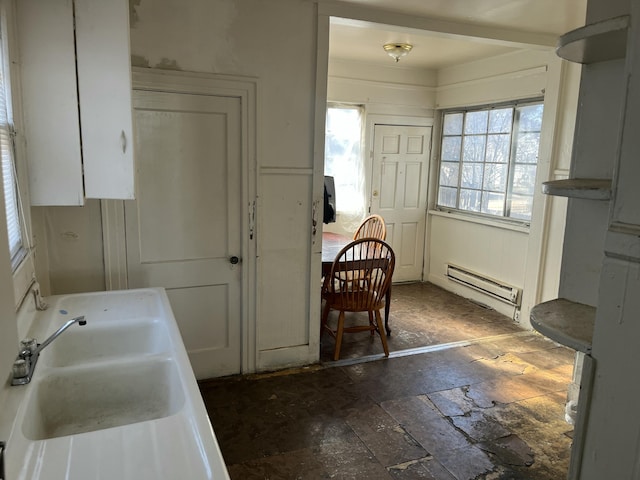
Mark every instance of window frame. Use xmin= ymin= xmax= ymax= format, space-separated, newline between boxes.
xmin=0 ymin=0 xmax=36 ymax=308
xmin=435 ymin=98 xmax=544 ymax=226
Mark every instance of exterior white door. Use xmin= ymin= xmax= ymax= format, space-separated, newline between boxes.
xmin=371 ymin=124 xmax=432 ymax=283
xmin=125 ymin=89 xmax=242 ymax=379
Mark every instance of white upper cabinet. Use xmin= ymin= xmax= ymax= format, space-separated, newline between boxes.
xmin=17 ymin=0 xmax=134 ymax=206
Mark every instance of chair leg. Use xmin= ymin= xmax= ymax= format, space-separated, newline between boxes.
xmin=368 ymin=311 xmax=375 ymax=336
xmin=321 ymin=299 xmax=331 ymax=336
xmin=334 ymin=311 xmax=345 ymax=361
xmin=375 ymin=309 xmax=389 ymax=357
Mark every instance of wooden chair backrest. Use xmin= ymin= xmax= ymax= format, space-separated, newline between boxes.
xmin=353 ymin=214 xmax=386 ymax=241
xmin=327 ymin=238 xmax=395 ymax=311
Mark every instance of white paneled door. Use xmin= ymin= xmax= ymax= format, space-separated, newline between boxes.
xmin=371 ymin=125 xmax=432 ymax=283
xmin=125 ymin=90 xmax=242 ymax=379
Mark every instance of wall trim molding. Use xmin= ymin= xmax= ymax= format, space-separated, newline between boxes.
xmin=436 ymin=65 xmax=547 ymax=92
xmin=329 ymin=75 xmax=437 ymax=93
xmin=260 ymin=167 xmax=314 ymax=175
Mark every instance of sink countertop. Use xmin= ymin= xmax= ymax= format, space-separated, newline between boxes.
xmin=2 ymin=288 xmax=231 ymax=479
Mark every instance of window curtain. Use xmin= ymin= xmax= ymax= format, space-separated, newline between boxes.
xmin=324 ymin=105 xmax=366 ymax=233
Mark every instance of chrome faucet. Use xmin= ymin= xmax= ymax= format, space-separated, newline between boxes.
xmin=11 ymin=316 xmax=87 ymax=386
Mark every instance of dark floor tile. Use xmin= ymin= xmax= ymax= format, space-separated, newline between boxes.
xmin=449 ymin=410 xmax=512 ymax=443
xmin=381 ymin=395 xmax=473 ymax=458
xmin=212 ymin=410 xmax=352 ymax=465
xmin=313 ymin=436 xmax=394 ymax=479
xmin=464 ymin=373 xmax=567 ymax=409
xmin=227 ymin=448 xmax=325 ymax=480
xmin=435 ymin=444 xmax=495 ymax=480
xmin=484 ymin=397 xmax=572 ymax=478
xmin=227 ymin=437 xmax=394 ymax=480
xmin=201 ymin=282 xmax=575 ymax=479
xmin=321 ymin=282 xmax=525 ymax=362
xmin=340 ymin=347 xmax=514 ymax=403
xmin=516 ymin=346 xmax=576 ymax=369
xmin=208 ymin=390 xmax=359 ymax=465
xmin=345 ymin=404 xmax=428 ymax=467
xmin=387 ymin=456 xmax=457 ymax=480
xmin=484 ymin=333 xmax=568 ymax=355
xmin=427 ymin=388 xmax=475 ymax=417
xmin=477 ymin=433 xmax=534 ymax=467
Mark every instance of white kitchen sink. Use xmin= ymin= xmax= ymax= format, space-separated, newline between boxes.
xmin=22 ymin=357 xmax=185 ymax=440
xmin=39 ymin=317 xmax=170 ymax=367
xmin=5 ymin=288 xmax=230 ymax=479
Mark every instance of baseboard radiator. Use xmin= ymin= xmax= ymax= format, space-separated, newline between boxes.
xmin=446 ymin=264 xmax=521 ymax=306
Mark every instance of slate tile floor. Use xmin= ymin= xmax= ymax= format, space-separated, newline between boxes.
xmin=200 ymin=283 xmax=575 ymax=479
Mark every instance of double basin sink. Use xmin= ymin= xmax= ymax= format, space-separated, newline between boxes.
xmin=21 ymin=290 xmax=181 ymax=440
xmin=23 ymin=315 xmax=182 ymax=440
xmin=7 ymin=288 xmax=229 ymax=479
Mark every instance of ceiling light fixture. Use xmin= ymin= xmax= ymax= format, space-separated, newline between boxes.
xmin=383 ymin=43 xmax=413 ymax=63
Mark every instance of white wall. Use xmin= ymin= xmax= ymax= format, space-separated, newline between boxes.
xmin=428 ymin=213 xmax=529 ymax=317
xmin=34 ymin=201 xmax=106 ymax=295
xmin=34 ymin=0 xmax=321 ymax=371
xmin=328 ymin=58 xmax=436 ymax=116
xmin=325 ymin=58 xmax=436 ymax=237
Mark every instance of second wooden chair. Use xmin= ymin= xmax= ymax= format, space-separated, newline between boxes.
xmin=353 ymin=214 xmax=386 ymax=241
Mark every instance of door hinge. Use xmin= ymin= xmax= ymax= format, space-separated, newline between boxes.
xmin=248 ymin=200 xmax=256 ymax=240
xmin=312 ymin=199 xmax=319 ymax=236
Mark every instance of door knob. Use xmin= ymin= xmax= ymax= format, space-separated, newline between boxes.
xmin=373 ymin=190 xmax=379 ymax=197
xmin=229 ymin=256 xmax=240 ymax=265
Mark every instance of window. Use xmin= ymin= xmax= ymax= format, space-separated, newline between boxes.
xmin=0 ymin=17 xmax=24 ymax=269
xmin=324 ymin=104 xmax=366 ymax=228
xmin=437 ymin=101 xmax=544 ymax=222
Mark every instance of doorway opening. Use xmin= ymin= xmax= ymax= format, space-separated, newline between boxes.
xmin=316 ymin=11 xmax=566 ymax=366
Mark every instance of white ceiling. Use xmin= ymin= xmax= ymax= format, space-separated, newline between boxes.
xmin=327 ymin=0 xmax=587 ymax=70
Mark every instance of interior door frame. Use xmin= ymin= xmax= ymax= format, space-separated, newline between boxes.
xmin=365 ymin=115 xmax=434 ymax=280
xmin=101 ymin=67 xmax=258 ymax=374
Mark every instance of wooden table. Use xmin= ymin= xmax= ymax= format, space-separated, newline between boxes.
xmin=321 ymin=232 xmax=392 ymax=336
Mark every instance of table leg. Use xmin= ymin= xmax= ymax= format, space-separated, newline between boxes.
xmin=384 ymin=284 xmax=392 ymax=336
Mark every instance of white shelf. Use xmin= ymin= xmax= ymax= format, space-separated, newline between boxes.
xmin=556 ymin=15 xmax=629 ymax=64
xmin=542 ymin=178 xmax=612 ymax=200
xmin=530 ymin=299 xmax=595 ymax=354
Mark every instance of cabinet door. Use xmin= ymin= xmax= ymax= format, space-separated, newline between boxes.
xmin=17 ymin=0 xmax=84 ymax=206
xmin=75 ymin=0 xmax=135 ymax=200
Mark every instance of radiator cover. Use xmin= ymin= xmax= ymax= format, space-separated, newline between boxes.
xmin=446 ymin=264 xmax=521 ymax=306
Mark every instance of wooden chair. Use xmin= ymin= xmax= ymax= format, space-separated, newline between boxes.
xmin=353 ymin=214 xmax=386 ymax=241
xmin=321 ymin=238 xmax=395 ymax=361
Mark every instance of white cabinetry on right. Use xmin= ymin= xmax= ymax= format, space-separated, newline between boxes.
xmin=536 ymin=4 xmax=640 ymax=478
xmin=17 ymin=0 xmax=134 ymax=206
xmin=577 ymin=4 xmax=640 ymax=477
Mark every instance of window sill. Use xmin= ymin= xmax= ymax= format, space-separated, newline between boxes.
xmin=429 ymin=209 xmax=530 ymax=233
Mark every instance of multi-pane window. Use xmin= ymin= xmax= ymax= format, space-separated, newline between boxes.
xmin=437 ymin=101 xmax=544 ymax=221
